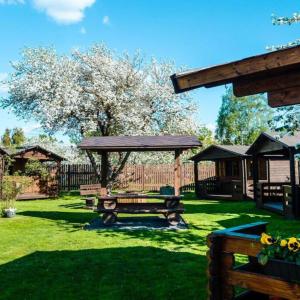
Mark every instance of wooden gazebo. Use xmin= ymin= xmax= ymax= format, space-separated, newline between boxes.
xmin=79 ymin=135 xmax=200 ymax=195
xmin=246 ymin=132 xmax=300 ymax=218
xmin=78 ymin=135 xmax=200 ymax=225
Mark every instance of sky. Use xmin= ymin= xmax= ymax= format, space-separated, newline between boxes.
xmin=1 ymin=0 xmax=300 ymax=140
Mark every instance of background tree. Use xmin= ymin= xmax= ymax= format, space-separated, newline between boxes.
xmin=216 ymin=87 xmax=273 ymax=145
xmin=266 ymin=10 xmax=300 ymax=133
xmin=1 ymin=129 xmax=11 ymax=147
xmin=11 ymin=128 xmax=25 ymax=147
xmin=1 ymin=44 xmax=199 ymax=188
xmin=198 ymin=126 xmax=215 ymax=148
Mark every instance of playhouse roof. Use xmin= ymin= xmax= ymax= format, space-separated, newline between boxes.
xmin=246 ymin=132 xmax=300 ymax=155
xmin=5 ymin=145 xmax=65 ymax=161
xmin=190 ymin=144 xmax=250 ymax=162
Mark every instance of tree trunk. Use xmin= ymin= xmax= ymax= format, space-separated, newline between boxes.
xmin=86 ymin=150 xmax=101 ymax=183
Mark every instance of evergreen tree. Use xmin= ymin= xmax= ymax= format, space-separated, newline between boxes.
xmin=1 ymin=128 xmax=11 ymax=147
xmin=11 ymin=128 xmax=25 ymax=146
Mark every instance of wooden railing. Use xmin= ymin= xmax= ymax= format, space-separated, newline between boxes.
xmin=256 ymin=182 xmax=289 ymax=208
xmin=196 ymin=178 xmax=244 ymax=200
xmin=207 ymin=222 xmax=300 ymax=299
xmin=197 ymin=176 xmax=219 ymax=195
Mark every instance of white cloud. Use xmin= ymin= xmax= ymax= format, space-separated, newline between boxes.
xmin=0 ymin=0 xmax=24 ymax=4
xmin=80 ymin=26 xmax=86 ymax=34
xmin=0 ymin=73 xmax=8 ymax=94
xmin=102 ymin=15 xmax=110 ymax=25
xmin=33 ymin=0 xmax=96 ymax=24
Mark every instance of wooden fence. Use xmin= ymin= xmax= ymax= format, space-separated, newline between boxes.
xmin=59 ymin=163 xmax=215 ymax=192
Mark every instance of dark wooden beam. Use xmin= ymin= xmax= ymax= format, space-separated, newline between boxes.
xmin=233 ymin=70 xmax=300 ymax=97
xmin=253 ymin=155 xmax=259 ymax=206
xmin=194 ymin=161 xmax=199 ymax=198
xmin=171 ymin=45 xmax=300 ymax=93
xmin=174 ymin=149 xmax=182 ymax=196
xmin=268 ymin=86 xmax=300 ymax=107
xmin=289 ymin=148 xmax=298 ymax=218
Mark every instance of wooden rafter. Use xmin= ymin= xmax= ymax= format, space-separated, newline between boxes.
xmin=171 ymin=45 xmax=300 ymax=107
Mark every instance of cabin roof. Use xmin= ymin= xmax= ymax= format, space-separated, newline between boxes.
xmin=78 ymin=135 xmax=201 ymax=152
xmin=246 ymin=132 xmax=300 ymax=155
xmin=190 ymin=145 xmax=250 ymax=162
xmin=5 ymin=145 xmax=65 ymax=161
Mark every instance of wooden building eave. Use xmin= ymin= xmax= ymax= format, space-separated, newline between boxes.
xmin=171 ymin=45 xmax=300 ymax=107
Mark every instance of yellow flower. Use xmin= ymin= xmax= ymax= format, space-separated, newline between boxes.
xmin=288 ymin=237 xmax=300 ymax=252
xmin=260 ymin=233 xmax=275 ymax=245
xmin=280 ymin=239 xmax=287 ymax=247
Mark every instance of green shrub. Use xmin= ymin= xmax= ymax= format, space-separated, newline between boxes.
xmin=0 ymin=176 xmax=32 ymax=214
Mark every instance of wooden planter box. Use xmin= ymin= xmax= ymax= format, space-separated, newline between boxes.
xmin=262 ymin=259 xmax=300 ymax=283
xmin=207 ymin=222 xmax=300 ymax=299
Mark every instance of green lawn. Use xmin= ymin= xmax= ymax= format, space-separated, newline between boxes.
xmin=0 ymin=193 xmax=300 ymax=300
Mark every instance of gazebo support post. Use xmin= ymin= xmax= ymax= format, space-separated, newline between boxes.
xmin=289 ymin=148 xmax=297 ymax=218
xmin=253 ymin=155 xmax=259 ymax=207
xmin=100 ymin=151 xmax=109 ymax=195
xmin=241 ymin=158 xmax=247 ymax=200
xmin=194 ymin=160 xmax=199 ymax=197
xmin=174 ymin=149 xmax=182 ymax=196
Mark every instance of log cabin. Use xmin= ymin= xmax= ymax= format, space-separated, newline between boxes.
xmin=4 ymin=145 xmax=64 ymax=200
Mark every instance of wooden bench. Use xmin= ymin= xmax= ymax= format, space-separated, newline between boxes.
xmin=96 ymin=194 xmax=183 ymax=225
xmin=207 ymin=222 xmax=300 ymax=299
xmin=80 ymin=184 xmax=102 ymax=208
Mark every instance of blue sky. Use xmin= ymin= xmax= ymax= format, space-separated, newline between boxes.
xmin=1 ymin=0 xmax=300 ymax=140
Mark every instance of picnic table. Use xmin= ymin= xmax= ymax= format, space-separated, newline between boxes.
xmin=96 ymin=194 xmax=184 ymax=226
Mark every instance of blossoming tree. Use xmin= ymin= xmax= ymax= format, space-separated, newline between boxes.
xmin=1 ymin=44 xmax=199 ymax=188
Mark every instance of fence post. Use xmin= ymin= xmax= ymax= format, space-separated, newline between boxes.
xmin=68 ymin=164 xmax=71 ymax=191
xmin=142 ymin=165 xmax=145 ymax=191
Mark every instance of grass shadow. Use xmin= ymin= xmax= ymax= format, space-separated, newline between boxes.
xmin=0 ymin=247 xmax=206 ymax=300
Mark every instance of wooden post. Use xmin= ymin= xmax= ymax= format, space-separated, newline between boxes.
xmin=267 ymin=158 xmax=271 ymax=199
xmin=174 ymin=149 xmax=182 ymax=196
xmin=253 ymin=155 xmax=259 ymax=206
xmin=101 ymin=151 xmax=109 ymax=195
xmin=194 ymin=160 xmax=199 ymax=197
xmin=56 ymin=161 xmax=61 ymax=195
xmin=241 ymin=158 xmax=247 ymax=200
xmin=142 ymin=165 xmax=145 ymax=191
xmin=289 ymin=148 xmax=297 ymax=218
xmin=67 ymin=164 xmax=71 ymax=191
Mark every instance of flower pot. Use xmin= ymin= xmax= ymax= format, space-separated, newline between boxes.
xmin=262 ymin=259 xmax=300 ymax=283
xmin=3 ymin=208 xmax=16 ymax=218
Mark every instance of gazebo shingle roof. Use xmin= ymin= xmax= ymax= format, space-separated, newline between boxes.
xmin=79 ymin=135 xmax=201 ymax=152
